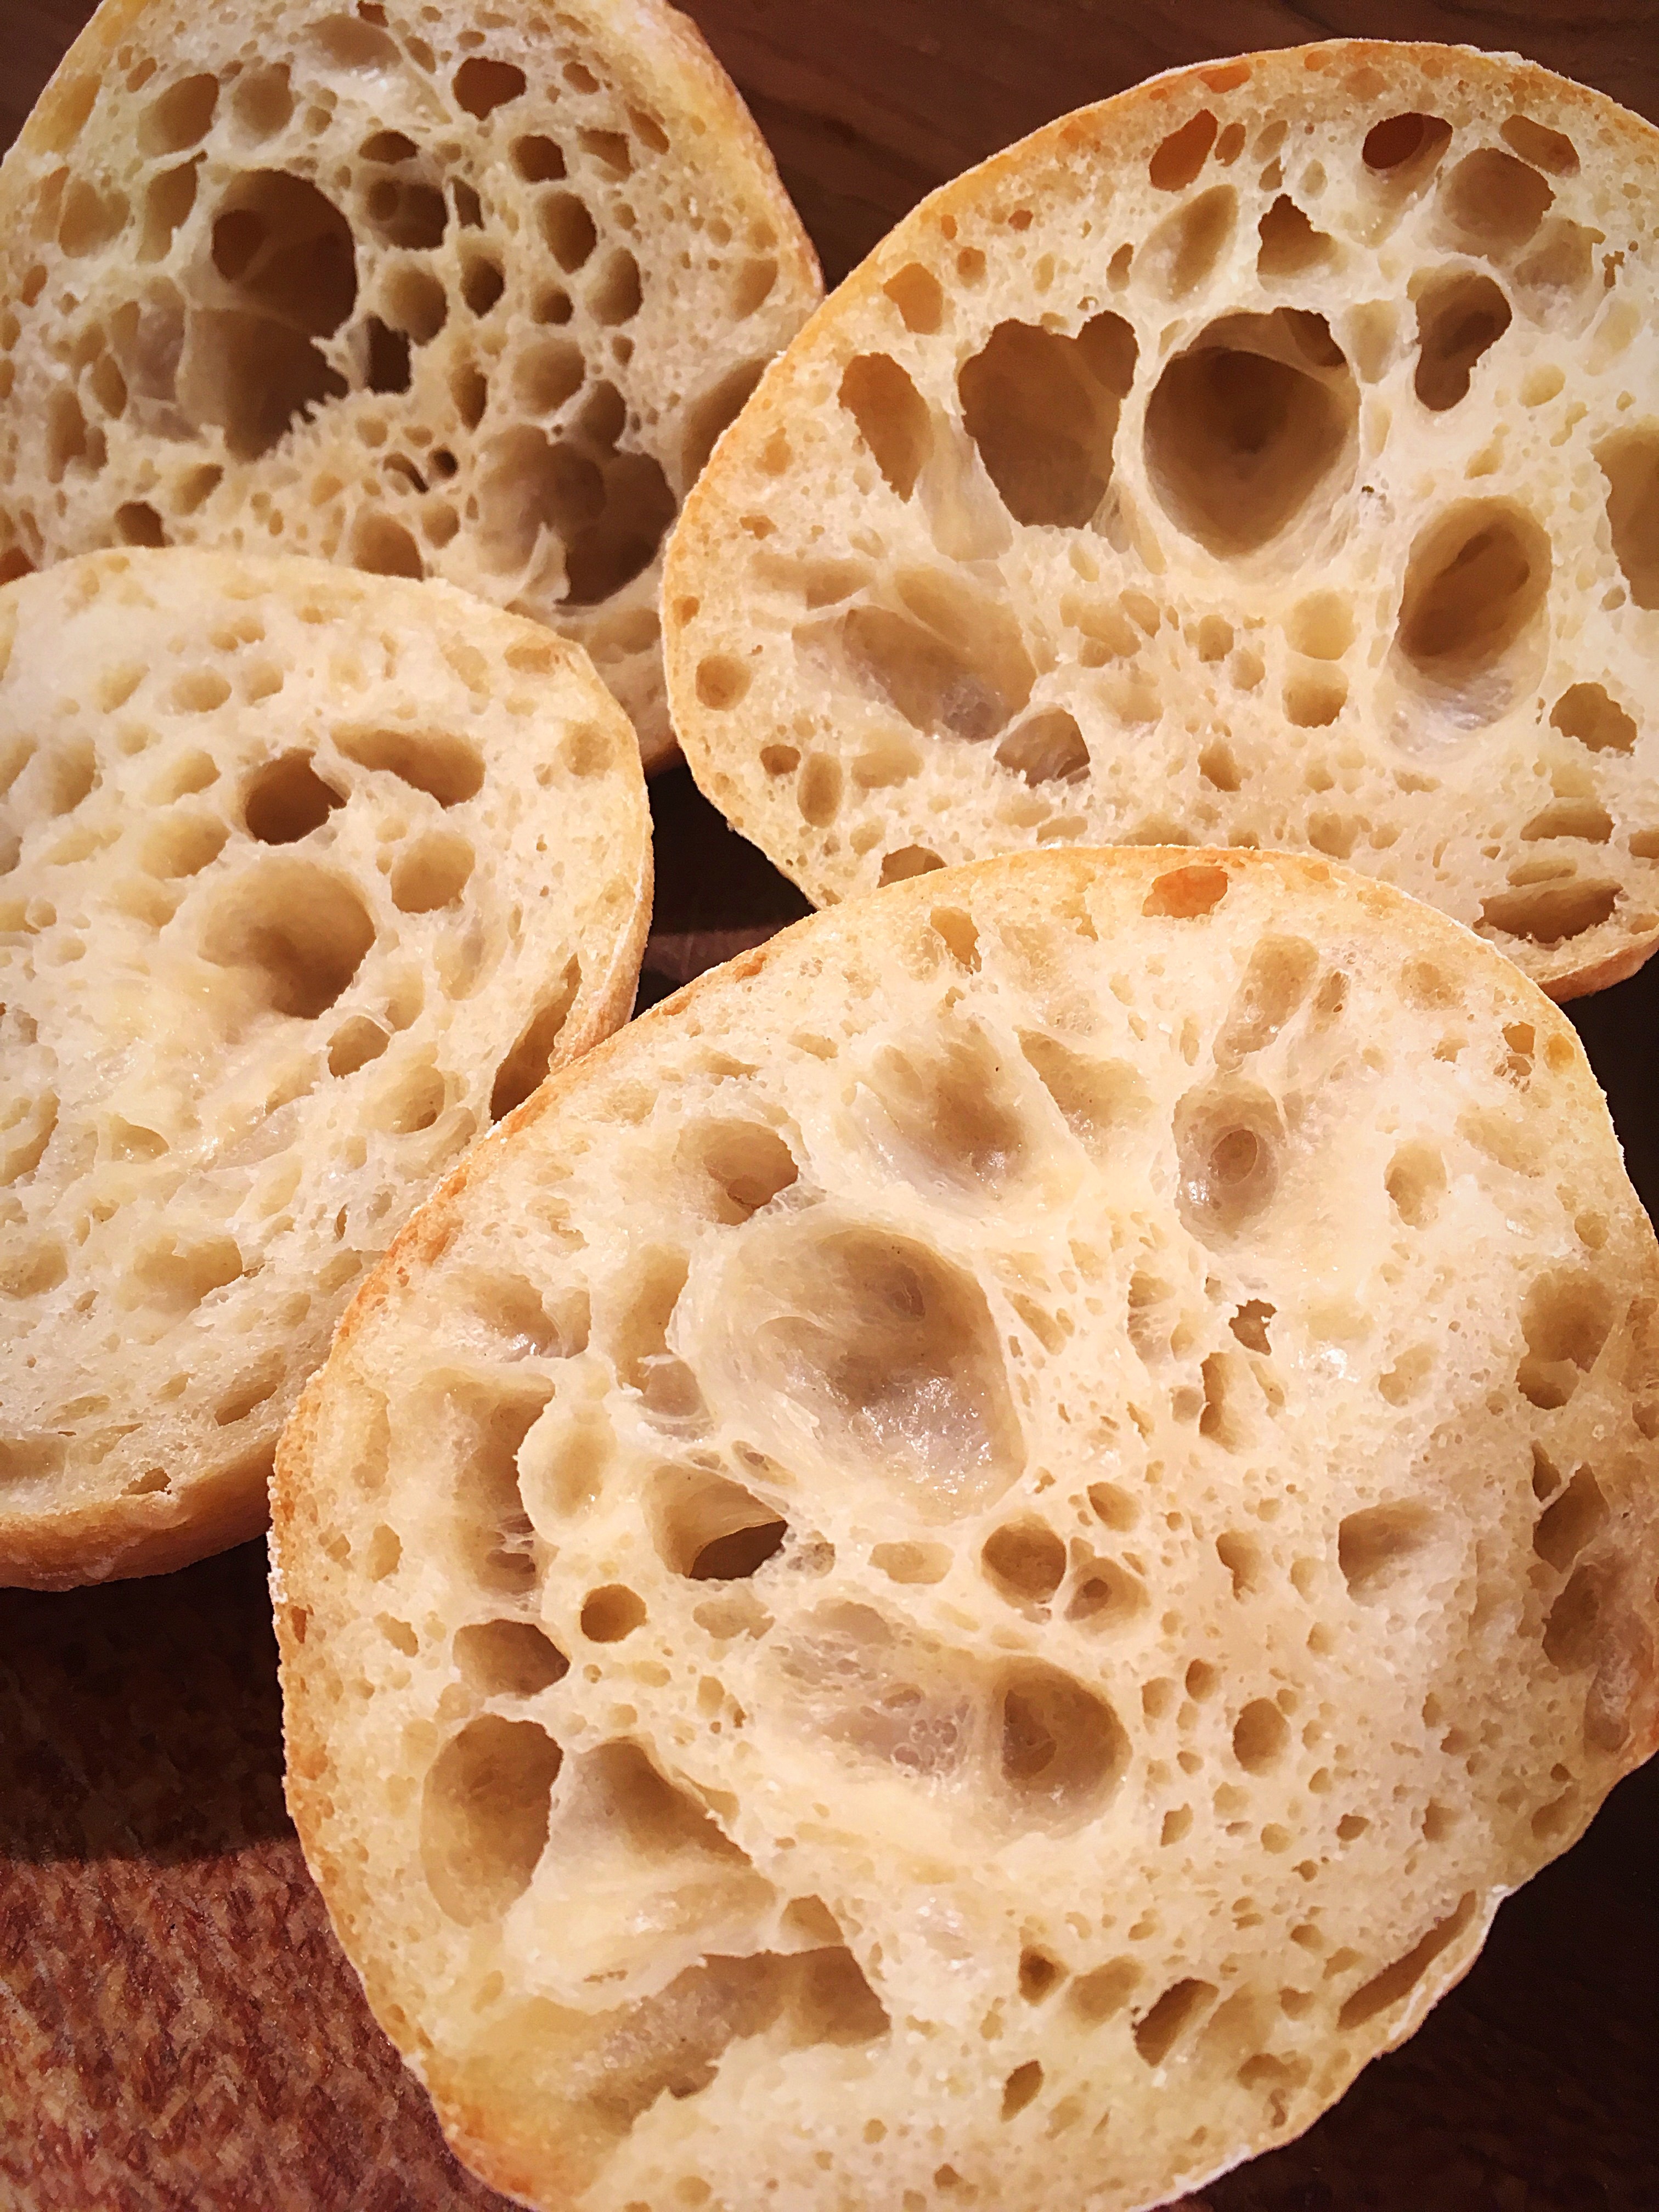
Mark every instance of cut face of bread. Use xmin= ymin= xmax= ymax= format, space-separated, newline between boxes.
xmin=664 ymin=41 xmax=1659 ymax=992
xmin=0 ymin=549 xmax=650 ymax=1589
xmin=0 ymin=0 xmax=820 ymax=768
xmin=273 ymin=849 xmax=1659 ymax=2212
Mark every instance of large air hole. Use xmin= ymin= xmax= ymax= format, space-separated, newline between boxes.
xmin=131 ymin=1234 xmax=244 ymax=1313
xmin=1232 ymin=1699 xmax=1289 ymax=1773
xmin=1413 ymin=270 xmax=1512 ymax=410
xmin=1019 ymin=1033 xmax=1148 ymax=1161
xmin=1533 ymin=1466 xmax=1607 ymax=1574
xmin=333 ymin=724 xmax=483 ymax=805
xmin=458 ymin=1269 xmax=588 ymax=1362
xmin=480 ymin=415 xmax=676 ymax=605
xmin=726 ymin=1223 xmax=1023 ymax=1521
xmin=1437 ymin=151 xmax=1551 ymax=259
xmin=997 ymin=1661 xmax=1126 ymax=1830
xmin=1214 ymin=935 xmax=1317 ymax=1069
xmin=1362 ymin=112 xmax=1453 ymax=191
xmin=678 ymin=1119 xmax=799 ymax=1223
xmin=452 ymin=1383 xmax=550 ymax=1595
xmin=541 ymin=191 xmax=597 ymax=271
xmin=1145 ymin=311 xmax=1356 ymax=556
xmin=139 ymin=72 xmax=219 ymax=156
xmin=957 ymin=313 xmax=1137 ymax=528
xmin=1256 ymin=195 xmax=1335 ymax=278
xmin=1149 ymin=111 xmax=1217 ymax=191
xmin=1516 ymin=1268 xmax=1615 ymax=1409
xmin=821 ymin=582 xmax=1034 ymax=744
xmin=853 ymin=1020 xmax=1032 ymax=1200
xmin=839 ymin=353 xmax=934 ymax=501
xmin=580 ymin=1585 xmax=646 ymax=1641
xmin=1479 ymin=880 xmax=1617 ymax=947
xmin=1385 ymin=1141 xmax=1446 ymax=1228
xmin=454 ymin=57 xmax=527 ymax=117
xmin=1141 ymin=185 xmax=1237 ymax=301
xmin=1068 ymin=1959 xmax=1141 ymax=2023
xmin=995 ymin=709 xmax=1088 ymax=785
xmin=456 ymin=1948 xmax=885 ymax=2178
xmin=1064 ymin=1556 xmax=1148 ymax=1632
xmin=420 ymin=1714 xmax=562 ymax=1923
xmin=654 ymin=1468 xmax=788 ymax=1580
xmin=1393 ymin=500 xmax=1550 ymax=725
xmin=478 ymin=427 xmax=600 ymax=573
xmin=139 ymin=164 xmax=199 ymax=265
xmin=1337 ymin=1500 xmax=1440 ymax=1603
xmin=178 ymin=311 xmax=347 ymax=462
xmin=363 ymin=174 xmax=448 ymax=251
xmin=1597 ymin=428 xmax=1659 ymax=610
xmin=1133 ymin=1978 xmax=1216 ymax=2066
xmin=981 ymin=1519 xmax=1067 ymax=1607
xmin=184 ymin=170 xmax=358 ymax=459
xmin=1336 ymin=1894 xmax=1476 ymax=2029
xmin=391 ymin=829 xmax=474 ymax=912
xmin=489 ymin=957 xmax=582 ymax=1120
xmin=1174 ymin=1079 xmax=1284 ymax=1240
xmin=242 ymin=752 xmax=344 ymax=843
xmin=200 ymin=859 xmax=374 ymax=1019
xmin=454 ymin=1619 xmax=568 ymax=1696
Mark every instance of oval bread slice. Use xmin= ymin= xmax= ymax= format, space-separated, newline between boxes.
xmin=0 ymin=0 xmax=821 ymax=766
xmin=664 ymin=41 xmax=1659 ymax=991
xmin=273 ymin=847 xmax=1658 ymax=2212
xmin=0 ymin=548 xmax=650 ymax=1589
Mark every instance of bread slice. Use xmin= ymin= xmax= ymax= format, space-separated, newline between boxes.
xmin=663 ymin=41 xmax=1659 ymax=994
xmin=272 ymin=846 xmax=1659 ymax=2212
xmin=0 ymin=548 xmax=650 ymax=1590
xmin=0 ymin=0 xmax=820 ymax=769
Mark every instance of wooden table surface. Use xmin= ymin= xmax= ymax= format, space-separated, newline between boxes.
xmin=3 ymin=4 xmax=1658 ymax=2208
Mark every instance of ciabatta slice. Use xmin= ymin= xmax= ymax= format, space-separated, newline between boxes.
xmin=663 ymin=41 xmax=1659 ymax=992
xmin=0 ymin=0 xmax=820 ymax=767
xmin=273 ymin=847 xmax=1659 ymax=2212
xmin=1 ymin=548 xmax=650 ymax=1588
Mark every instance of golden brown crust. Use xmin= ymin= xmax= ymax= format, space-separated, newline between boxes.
xmin=664 ymin=40 xmax=1659 ymax=988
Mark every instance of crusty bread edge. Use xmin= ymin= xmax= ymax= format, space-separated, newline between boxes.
xmin=0 ymin=555 xmax=653 ymax=1592
xmin=272 ymin=843 xmax=1659 ymax=2211
xmin=660 ymin=39 xmax=1659 ymax=997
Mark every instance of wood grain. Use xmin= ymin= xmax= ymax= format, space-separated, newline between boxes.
xmin=3 ymin=3 xmax=1659 ymax=2208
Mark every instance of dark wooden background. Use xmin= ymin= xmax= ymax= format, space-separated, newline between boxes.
xmin=4 ymin=4 xmax=1658 ymax=2207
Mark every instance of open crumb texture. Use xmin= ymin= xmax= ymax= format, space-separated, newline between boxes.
xmin=274 ymin=845 xmax=1659 ymax=2212
xmin=0 ymin=546 xmax=651 ymax=1588
xmin=664 ymin=41 xmax=1659 ymax=992
xmin=0 ymin=0 xmax=821 ymax=766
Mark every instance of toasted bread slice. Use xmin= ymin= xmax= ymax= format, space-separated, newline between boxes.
xmin=664 ymin=42 xmax=1659 ymax=991
xmin=0 ymin=0 xmax=820 ymax=767
xmin=274 ymin=847 xmax=1658 ymax=2212
xmin=0 ymin=548 xmax=650 ymax=1588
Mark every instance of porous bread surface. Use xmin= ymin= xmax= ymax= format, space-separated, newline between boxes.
xmin=664 ymin=41 xmax=1659 ymax=992
xmin=0 ymin=548 xmax=650 ymax=1589
xmin=0 ymin=0 xmax=820 ymax=769
xmin=274 ymin=848 xmax=1659 ymax=2212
